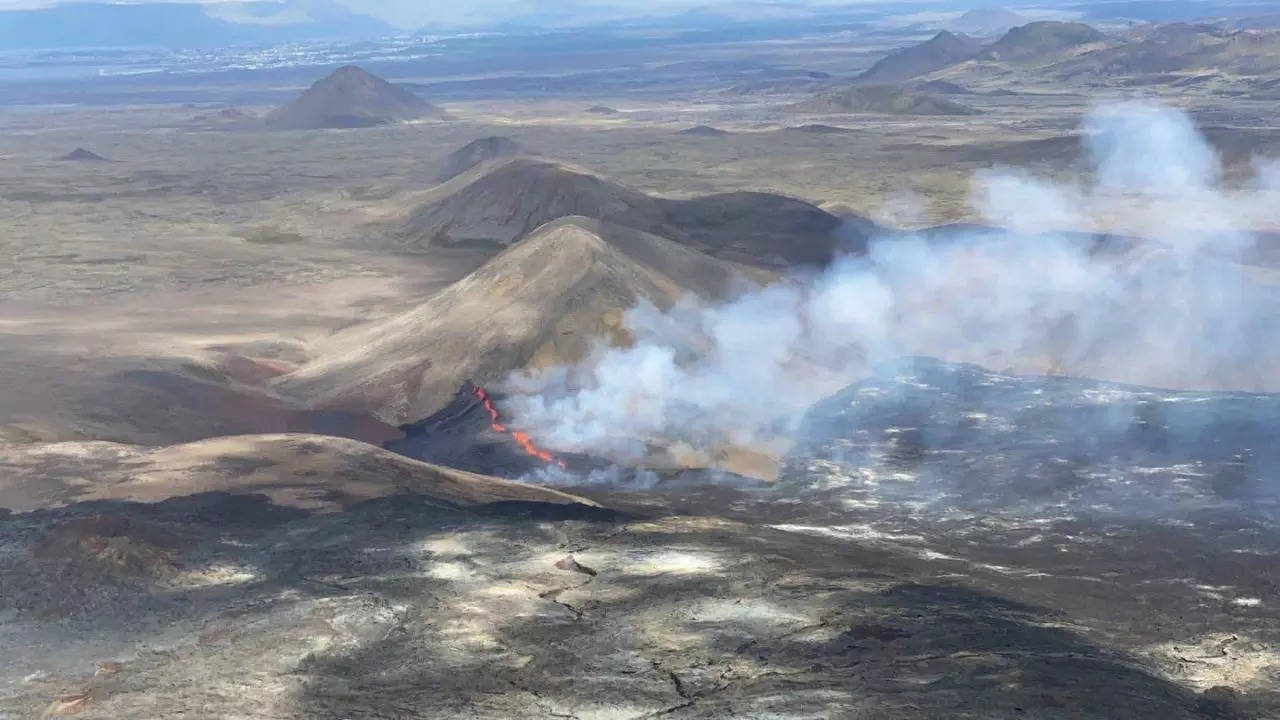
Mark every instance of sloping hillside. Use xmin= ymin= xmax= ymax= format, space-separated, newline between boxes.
xmin=856 ymin=31 xmax=985 ymax=83
xmin=0 ymin=433 xmax=592 ymax=514
xmin=435 ymin=136 xmax=529 ymax=182
xmin=977 ymin=21 xmax=1108 ymax=63
xmin=277 ymin=216 xmax=769 ymax=423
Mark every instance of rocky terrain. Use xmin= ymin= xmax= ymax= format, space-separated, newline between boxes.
xmin=4 ymin=361 xmax=1279 ymax=719
xmin=3 ymin=8 xmax=1280 ymax=719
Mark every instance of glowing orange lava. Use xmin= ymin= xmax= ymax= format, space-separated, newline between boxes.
xmin=473 ymin=386 xmax=566 ymax=468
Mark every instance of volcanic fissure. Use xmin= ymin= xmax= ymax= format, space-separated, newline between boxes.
xmin=473 ymin=385 xmax=567 ymax=468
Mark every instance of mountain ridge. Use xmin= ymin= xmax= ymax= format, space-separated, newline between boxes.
xmin=276 ymin=215 xmax=770 ymax=424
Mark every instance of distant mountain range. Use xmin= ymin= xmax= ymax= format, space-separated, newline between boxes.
xmin=0 ymin=1 xmax=392 ymax=49
xmin=845 ymin=18 xmax=1280 ymax=88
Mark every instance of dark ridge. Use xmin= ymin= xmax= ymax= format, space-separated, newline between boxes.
xmin=396 ymin=158 xmax=872 ymax=267
xmin=677 ymin=125 xmax=731 ymax=136
xmin=785 ymin=124 xmax=856 ymax=134
xmin=58 ymin=147 xmax=110 ymax=162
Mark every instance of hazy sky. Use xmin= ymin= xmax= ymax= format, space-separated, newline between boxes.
xmin=0 ymin=0 xmax=882 ymax=29
xmin=336 ymin=0 xmax=741 ymax=28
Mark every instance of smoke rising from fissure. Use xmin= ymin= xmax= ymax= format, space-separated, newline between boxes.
xmin=503 ymin=102 xmax=1280 ymax=463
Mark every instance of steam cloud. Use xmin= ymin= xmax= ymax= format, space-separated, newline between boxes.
xmin=1256 ymin=155 xmax=1280 ymax=191
xmin=504 ymin=102 xmax=1280 ymax=463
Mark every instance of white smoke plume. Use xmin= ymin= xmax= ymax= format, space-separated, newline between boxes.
xmin=504 ymin=101 xmax=1280 ymax=462
xmin=1255 ymin=154 xmax=1280 ymax=191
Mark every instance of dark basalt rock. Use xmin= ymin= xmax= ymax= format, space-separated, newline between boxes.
xmin=785 ymin=357 xmax=1280 ymax=519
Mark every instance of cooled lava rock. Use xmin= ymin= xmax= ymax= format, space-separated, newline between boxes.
xmin=783 ymin=357 xmax=1280 ymax=520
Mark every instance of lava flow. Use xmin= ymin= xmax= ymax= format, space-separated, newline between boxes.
xmin=473 ymin=386 xmax=567 ymax=468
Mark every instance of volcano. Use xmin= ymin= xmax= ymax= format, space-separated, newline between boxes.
xmin=384 ymin=381 xmax=768 ymax=488
xmin=265 ymin=65 xmax=449 ymax=130
xmin=386 ymin=381 xmax=597 ymax=478
xmin=275 ymin=216 xmax=766 ymax=424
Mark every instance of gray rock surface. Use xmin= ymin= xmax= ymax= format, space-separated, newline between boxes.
xmin=4 ymin=360 xmax=1278 ymax=718
xmin=3 ymin=491 xmax=1264 ymax=719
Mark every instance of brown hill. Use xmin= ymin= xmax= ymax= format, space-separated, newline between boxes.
xmin=400 ymin=158 xmax=661 ymax=249
xmin=788 ymin=84 xmax=980 ymax=116
xmin=276 ymin=216 xmax=768 ymax=424
xmin=977 ymin=21 xmax=1108 ymax=63
xmin=0 ymin=433 xmax=593 ymax=514
xmin=265 ymin=65 xmax=449 ymax=130
xmin=856 ymin=30 xmax=985 ymax=83
xmin=435 ymin=136 xmax=529 ymax=182
xmin=396 ymin=157 xmax=860 ymax=267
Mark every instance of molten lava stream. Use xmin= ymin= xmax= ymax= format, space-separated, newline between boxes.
xmin=473 ymin=386 xmax=566 ymax=468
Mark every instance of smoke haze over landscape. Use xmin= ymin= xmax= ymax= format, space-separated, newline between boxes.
xmin=506 ymin=101 xmax=1280 ymax=462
